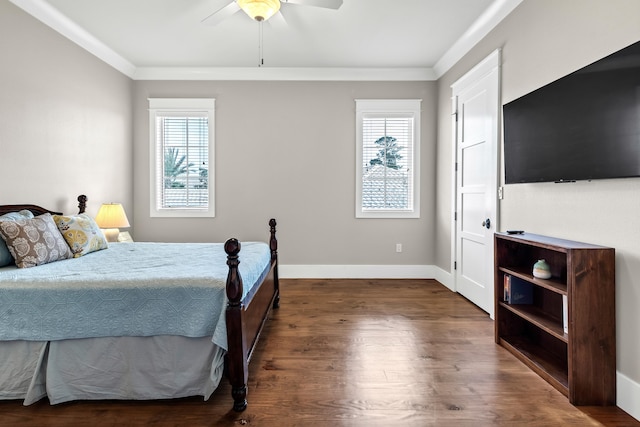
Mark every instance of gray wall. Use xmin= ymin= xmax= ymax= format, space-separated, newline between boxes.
xmin=0 ymin=1 xmax=133 ymax=217
xmin=435 ymin=0 xmax=640 ymax=398
xmin=132 ymin=81 xmax=437 ymax=266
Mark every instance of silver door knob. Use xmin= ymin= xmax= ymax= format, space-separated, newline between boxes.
xmin=482 ymin=218 xmax=491 ymax=229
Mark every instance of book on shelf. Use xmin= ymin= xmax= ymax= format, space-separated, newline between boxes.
xmin=562 ymin=294 xmax=568 ymax=334
xmin=503 ymin=274 xmax=533 ymax=304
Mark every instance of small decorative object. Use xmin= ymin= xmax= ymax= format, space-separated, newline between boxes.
xmin=533 ymin=259 xmax=551 ymax=279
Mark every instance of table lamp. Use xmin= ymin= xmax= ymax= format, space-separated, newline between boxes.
xmin=95 ymin=203 xmax=130 ymax=242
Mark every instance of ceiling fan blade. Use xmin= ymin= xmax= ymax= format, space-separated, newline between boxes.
xmin=201 ymin=1 xmax=241 ymax=26
xmin=281 ymin=0 xmax=343 ymax=10
xmin=268 ymin=12 xmax=288 ymax=29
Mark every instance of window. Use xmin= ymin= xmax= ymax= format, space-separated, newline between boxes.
xmin=355 ymin=99 xmax=421 ymax=218
xmin=149 ymin=98 xmax=215 ymax=217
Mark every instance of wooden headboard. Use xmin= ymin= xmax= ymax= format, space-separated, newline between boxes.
xmin=0 ymin=195 xmax=87 ymax=216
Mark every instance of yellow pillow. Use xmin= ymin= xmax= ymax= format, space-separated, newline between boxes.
xmin=53 ymin=213 xmax=108 ymax=258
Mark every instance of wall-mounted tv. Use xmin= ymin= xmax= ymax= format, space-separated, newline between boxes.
xmin=503 ymin=40 xmax=640 ymax=184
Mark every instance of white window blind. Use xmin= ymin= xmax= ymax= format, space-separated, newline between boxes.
xmin=156 ymin=114 xmax=209 ymax=208
xmin=356 ymin=99 xmax=421 ymax=219
xmin=149 ymin=99 xmax=215 ymax=218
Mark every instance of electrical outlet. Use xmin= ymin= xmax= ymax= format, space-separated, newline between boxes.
xmin=396 ymin=243 xmax=402 ymax=253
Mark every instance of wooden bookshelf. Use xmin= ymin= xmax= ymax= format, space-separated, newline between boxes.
xmin=494 ymin=232 xmax=616 ymax=405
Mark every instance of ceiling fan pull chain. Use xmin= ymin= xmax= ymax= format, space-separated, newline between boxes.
xmin=258 ymin=20 xmax=264 ymax=67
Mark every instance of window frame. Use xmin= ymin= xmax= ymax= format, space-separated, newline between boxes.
xmin=148 ymin=98 xmax=215 ymax=218
xmin=355 ymin=99 xmax=421 ymax=219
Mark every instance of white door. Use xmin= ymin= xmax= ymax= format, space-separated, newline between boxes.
xmin=452 ymin=50 xmax=500 ymax=317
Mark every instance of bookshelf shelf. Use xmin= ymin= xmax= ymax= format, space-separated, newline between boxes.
xmin=499 ymin=335 xmax=569 ymax=393
xmin=498 ymin=301 xmax=567 ymax=342
xmin=494 ymin=232 xmax=616 ymax=405
xmin=498 ymin=266 xmax=567 ymax=295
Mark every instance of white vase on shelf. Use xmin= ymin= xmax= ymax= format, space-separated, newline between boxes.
xmin=533 ymin=259 xmax=551 ymax=279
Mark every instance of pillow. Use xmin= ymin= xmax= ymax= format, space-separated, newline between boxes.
xmin=0 ymin=213 xmax=73 ymax=268
xmin=53 ymin=213 xmax=108 ymax=257
xmin=0 ymin=210 xmax=35 ymax=221
xmin=0 ymin=210 xmax=35 ymax=267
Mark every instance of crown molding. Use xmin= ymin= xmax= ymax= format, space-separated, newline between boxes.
xmin=133 ymin=66 xmax=436 ymax=81
xmin=10 ymin=0 xmax=136 ymax=78
xmin=12 ymin=0 xmax=521 ymax=82
xmin=433 ymin=0 xmax=523 ymax=78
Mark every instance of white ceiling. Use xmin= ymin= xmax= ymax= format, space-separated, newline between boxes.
xmin=11 ymin=0 xmax=523 ymax=80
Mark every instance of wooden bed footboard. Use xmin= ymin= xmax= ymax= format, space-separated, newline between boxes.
xmin=224 ymin=219 xmax=280 ymax=412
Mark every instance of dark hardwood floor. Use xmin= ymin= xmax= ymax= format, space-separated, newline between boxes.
xmin=0 ymin=279 xmax=637 ymax=426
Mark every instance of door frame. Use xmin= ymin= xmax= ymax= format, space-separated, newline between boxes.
xmin=450 ymin=49 xmax=501 ymax=318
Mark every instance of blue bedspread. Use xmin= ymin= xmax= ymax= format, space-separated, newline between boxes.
xmin=0 ymin=241 xmax=272 ymax=349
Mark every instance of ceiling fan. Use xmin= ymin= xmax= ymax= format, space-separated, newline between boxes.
xmin=201 ymin=0 xmax=343 ymax=26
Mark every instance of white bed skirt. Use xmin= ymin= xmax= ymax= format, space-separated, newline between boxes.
xmin=0 ymin=336 xmax=225 ymax=405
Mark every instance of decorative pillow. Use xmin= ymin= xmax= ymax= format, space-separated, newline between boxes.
xmin=0 ymin=210 xmax=35 ymax=267
xmin=53 ymin=213 xmax=109 ymax=257
xmin=0 ymin=213 xmax=73 ymax=268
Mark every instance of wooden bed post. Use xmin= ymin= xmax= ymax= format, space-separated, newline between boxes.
xmin=269 ymin=218 xmax=280 ymax=309
xmin=224 ymin=219 xmax=280 ymax=412
xmin=224 ymin=238 xmax=248 ymax=412
xmin=77 ymin=195 xmax=87 ymax=214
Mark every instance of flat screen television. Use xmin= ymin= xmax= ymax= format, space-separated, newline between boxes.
xmin=503 ymin=40 xmax=640 ymax=184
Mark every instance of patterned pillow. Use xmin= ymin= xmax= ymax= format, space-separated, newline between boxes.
xmin=0 ymin=210 xmax=35 ymax=267
xmin=53 ymin=213 xmax=109 ymax=257
xmin=0 ymin=213 xmax=73 ymax=268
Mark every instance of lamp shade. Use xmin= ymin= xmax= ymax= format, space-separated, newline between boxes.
xmin=237 ymin=0 xmax=280 ymax=21
xmin=95 ymin=203 xmax=130 ymax=229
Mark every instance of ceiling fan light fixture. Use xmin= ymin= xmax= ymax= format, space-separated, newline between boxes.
xmin=237 ymin=0 xmax=281 ymax=22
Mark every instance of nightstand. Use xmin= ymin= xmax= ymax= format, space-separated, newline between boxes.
xmin=117 ymin=231 xmax=133 ymax=242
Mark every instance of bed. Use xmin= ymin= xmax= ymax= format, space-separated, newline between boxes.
xmin=0 ymin=195 xmax=279 ymax=412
